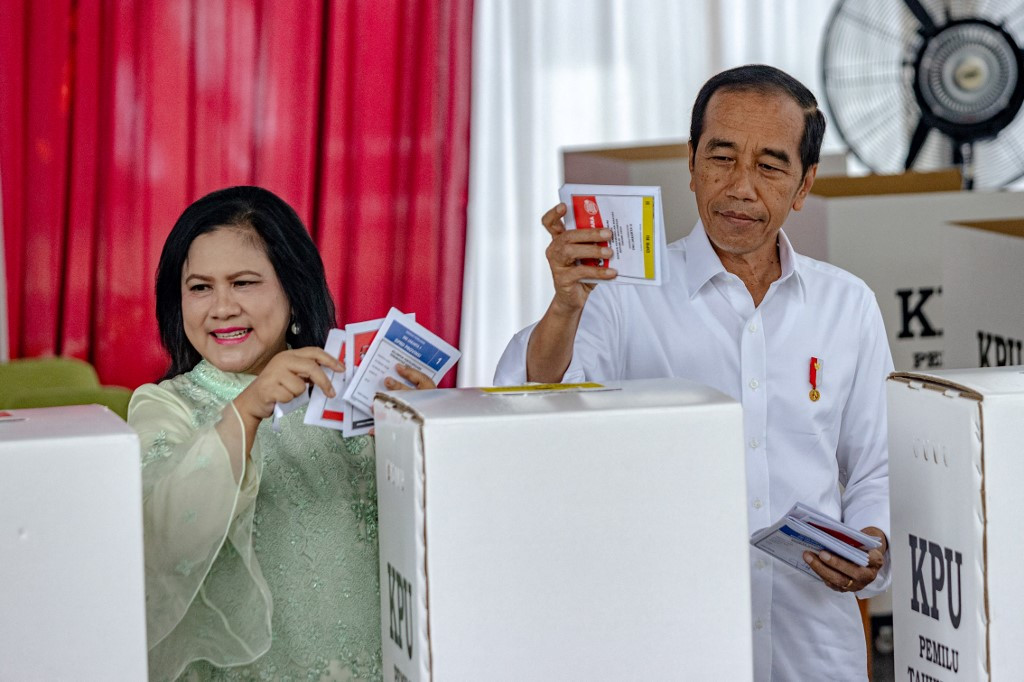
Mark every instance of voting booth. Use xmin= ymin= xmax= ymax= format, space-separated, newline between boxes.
xmin=942 ymin=219 xmax=1024 ymax=370
xmin=0 ymin=405 xmax=147 ymax=680
xmin=887 ymin=367 xmax=1024 ymax=681
xmin=373 ymin=378 xmax=753 ymax=681
xmin=782 ymin=172 xmax=1024 ymax=372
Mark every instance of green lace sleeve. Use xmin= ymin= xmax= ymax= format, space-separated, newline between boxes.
xmin=128 ymin=383 xmax=272 ymax=682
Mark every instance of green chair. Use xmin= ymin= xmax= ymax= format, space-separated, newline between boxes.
xmin=0 ymin=357 xmax=133 ymax=420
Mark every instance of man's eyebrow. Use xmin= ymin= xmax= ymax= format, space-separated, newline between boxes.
xmin=705 ymin=137 xmax=737 ymax=152
xmin=761 ymin=147 xmax=792 ymax=166
xmin=704 ymin=138 xmax=794 ymax=167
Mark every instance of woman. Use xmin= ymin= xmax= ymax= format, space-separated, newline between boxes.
xmin=129 ymin=186 xmax=433 ymax=681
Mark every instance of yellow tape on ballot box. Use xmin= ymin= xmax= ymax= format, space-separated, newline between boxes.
xmin=481 ymin=382 xmax=605 ymax=394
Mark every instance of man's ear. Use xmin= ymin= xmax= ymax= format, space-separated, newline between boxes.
xmin=791 ymin=163 xmax=818 ymax=211
xmin=688 ymin=140 xmax=696 ymax=192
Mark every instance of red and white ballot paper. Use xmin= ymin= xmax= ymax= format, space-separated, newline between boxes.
xmin=750 ymin=502 xmax=882 ymax=580
xmin=558 ymin=183 xmax=667 ymax=286
xmin=302 ymin=317 xmax=405 ymax=436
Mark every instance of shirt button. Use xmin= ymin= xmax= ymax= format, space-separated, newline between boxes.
xmin=749 ymin=438 xmax=759 ymax=449
xmin=749 ymin=379 xmax=759 ymax=390
xmin=752 ymin=498 xmax=763 ymax=510
xmin=748 ymin=322 xmax=758 ymax=333
xmin=754 ymin=619 xmax=764 ymax=630
xmin=756 ymin=559 xmax=767 ymax=570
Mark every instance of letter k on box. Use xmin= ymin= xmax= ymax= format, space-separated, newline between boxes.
xmin=888 ymin=367 xmax=1024 ymax=679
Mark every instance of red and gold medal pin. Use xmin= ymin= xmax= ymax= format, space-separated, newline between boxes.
xmin=809 ymin=357 xmax=822 ymax=402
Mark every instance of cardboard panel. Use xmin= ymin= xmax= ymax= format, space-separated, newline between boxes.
xmin=887 ymin=367 xmax=1024 ymax=681
xmin=0 ymin=405 xmax=147 ymax=679
xmin=784 ymin=187 xmax=1024 ymax=372
xmin=943 ymin=220 xmax=1024 ymax=369
xmin=375 ymin=379 xmax=753 ymax=681
xmin=888 ymin=377 xmax=986 ymax=680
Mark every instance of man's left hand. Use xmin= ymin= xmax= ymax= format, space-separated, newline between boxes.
xmin=802 ymin=526 xmax=888 ymax=593
xmin=384 ymin=363 xmax=437 ymax=391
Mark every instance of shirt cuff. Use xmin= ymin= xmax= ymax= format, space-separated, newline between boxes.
xmin=493 ymin=322 xmax=587 ymax=385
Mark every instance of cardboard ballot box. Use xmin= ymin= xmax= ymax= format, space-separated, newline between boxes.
xmin=782 ymin=171 xmax=1024 ymax=372
xmin=373 ymin=378 xmax=753 ymax=681
xmin=563 ymin=140 xmax=847 ymax=244
xmin=887 ymin=367 xmax=1024 ymax=681
xmin=942 ymin=219 xmax=1024 ymax=370
xmin=0 ymin=405 xmax=147 ymax=680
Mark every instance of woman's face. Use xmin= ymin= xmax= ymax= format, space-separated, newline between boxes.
xmin=180 ymin=226 xmax=290 ymax=375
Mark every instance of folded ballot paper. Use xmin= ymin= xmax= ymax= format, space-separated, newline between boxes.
xmin=558 ymin=183 xmax=667 ymax=286
xmin=750 ymin=503 xmax=882 ymax=579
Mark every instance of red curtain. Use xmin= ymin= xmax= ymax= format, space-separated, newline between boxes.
xmin=0 ymin=0 xmax=472 ymax=389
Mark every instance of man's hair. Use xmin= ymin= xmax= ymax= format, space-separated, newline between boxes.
xmin=155 ymin=185 xmax=336 ymax=380
xmin=689 ymin=64 xmax=826 ymax=179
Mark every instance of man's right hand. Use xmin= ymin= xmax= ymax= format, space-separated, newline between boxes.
xmin=542 ymin=203 xmax=618 ymax=314
xmin=526 ymin=204 xmax=617 ymax=383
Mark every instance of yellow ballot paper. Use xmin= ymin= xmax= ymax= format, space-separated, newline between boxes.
xmin=559 ymin=183 xmax=667 ymax=286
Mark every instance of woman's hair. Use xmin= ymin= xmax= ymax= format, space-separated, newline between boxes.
xmin=155 ymin=186 xmax=336 ymax=379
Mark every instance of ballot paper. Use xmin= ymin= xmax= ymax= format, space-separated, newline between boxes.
xmin=750 ymin=502 xmax=882 ymax=580
xmin=303 ymin=328 xmax=350 ymax=431
xmin=341 ymin=318 xmax=387 ymax=436
xmin=342 ymin=307 xmax=460 ymax=414
xmin=304 ymin=314 xmax=416 ymax=434
xmin=558 ymin=183 xmax=666 ymax=286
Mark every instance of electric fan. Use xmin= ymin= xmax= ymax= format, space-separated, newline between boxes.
xmin=821 ymin=0 xmax=1024 ymax=189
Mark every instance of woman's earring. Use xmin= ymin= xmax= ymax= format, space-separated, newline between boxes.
xmin=290 ymin=321 xmax=301 ymax=336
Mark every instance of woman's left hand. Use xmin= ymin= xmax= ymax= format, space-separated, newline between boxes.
xmin=384 ymin=363 xmax=437 ymax=391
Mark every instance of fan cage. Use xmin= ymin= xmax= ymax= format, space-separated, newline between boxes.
xmin=821 ymin=0 xmax=1024 ymax=188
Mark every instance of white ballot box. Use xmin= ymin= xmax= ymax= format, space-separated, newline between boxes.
xmin=942 ymin=219 xmax=1024 ymax=370
xmin=887 ymin=367 xmax=1024 ymax=681
xmin=782 ymin=171 xmax=1024 ymax=372
xmin=0 ymin=405 xmax=147 ymax=680
xmin=373 ymin=378 xmax=753 ymax=682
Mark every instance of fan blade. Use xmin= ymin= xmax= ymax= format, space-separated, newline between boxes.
xmin=904 ymin=117 xmax=932 ymax=170
xmin=901 ymin=0 xmax=937 ymax=34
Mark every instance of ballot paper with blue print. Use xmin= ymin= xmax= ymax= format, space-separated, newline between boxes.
xmin=751 ymin=502 xmax=882 ymax=579
xmin=342 ymin=307 xmax=460 ymax=414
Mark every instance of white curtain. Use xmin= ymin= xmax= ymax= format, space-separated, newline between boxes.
xmin=458 ymin=0 xmax=839 ymax=386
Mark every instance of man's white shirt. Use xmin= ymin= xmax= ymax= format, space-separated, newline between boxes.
xmin=494 ymin=221 xmax=892 ymax=681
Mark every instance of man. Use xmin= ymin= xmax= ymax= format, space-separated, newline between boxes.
xmin=494 ymin=65 xmax=891 ymax=680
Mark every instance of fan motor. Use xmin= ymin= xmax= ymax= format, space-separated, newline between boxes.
xmin=914 ymin=19 xmax=1023 ymax=136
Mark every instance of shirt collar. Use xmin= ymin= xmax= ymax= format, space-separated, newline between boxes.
xmin=683 ymin=221 xmax=804 ymax=301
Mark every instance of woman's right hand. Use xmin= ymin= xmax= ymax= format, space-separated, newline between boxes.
xmin=218 ymin=347 xmax=342 ymax=480
xmin=233 ymin=347 xmax=343 ymax=423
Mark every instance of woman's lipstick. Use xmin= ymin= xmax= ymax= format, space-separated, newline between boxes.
xmin=211 ymin=327 xmax=251 ymax=345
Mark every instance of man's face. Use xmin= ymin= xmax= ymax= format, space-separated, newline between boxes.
xmin=688 ymin=89 xmax=817 ymax=260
